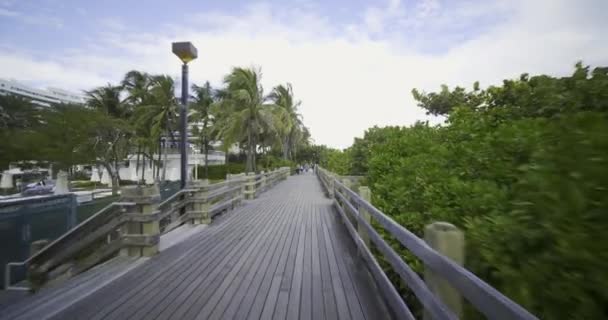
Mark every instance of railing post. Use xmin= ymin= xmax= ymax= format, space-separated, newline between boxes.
xmin=246 ymin=173 xmax=256 ymax=200
xmin=261 ymin=170 xmax=267 ymax=192
xmin=328 ymin=173 xmax=336 ymax=198
xmin=190 ymin=179 xmax=210 ymax=225
xmin=226 ymin=173 xmax=239 ymax=207
xmin=121 ymin=185 xmax=161 ymax=257
xmin=357 ymin=186 xmax=371 ymax=248
xmin=424 ymin=222 xmax=464 ymax=319
xmin=239 ymin=174 xmax=247 ymax=199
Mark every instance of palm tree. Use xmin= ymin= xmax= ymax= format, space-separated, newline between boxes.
xmin=122 ymin=71 xmax=152 ymax=183
xmin=190 ymin=82 xmax=215 ymax=179
xmin=84 ymin=85 xmax=129 ymax=194
xmin=219 ymin=67 xmax=280 ymax=172
xmin=122 ymin=70 xmax=151 ymax=106
xmin=85 ymin=84 xmax=128 ymax=118
xmin=133 ymin=75 xmax=179 ymax=181
xmin=269 ymin=84 xmax=302 ymax=160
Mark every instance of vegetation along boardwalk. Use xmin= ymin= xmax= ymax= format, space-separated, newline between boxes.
xmin=1 ymin=174 xmax=391 ymax=320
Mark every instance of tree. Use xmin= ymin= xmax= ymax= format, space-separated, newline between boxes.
xmin=269 ymin=84 xmax=302 ymax=160
xmin=85 ymin=84 xmax=129 ymax=118
xmin=342 ymin=62 xmax=608 ymax=319
xmin=133 ymin=75 xmax=179 ymax=181
xmin=85 ymin=85 xmax=131 ymax=193
xmin=23 ymin=105 xmax=131 ymax=195
xmin=122 ymin=70 xmax=153 ymax=182
xmin=190 ymin=81 xmax=216 ymax=179
xmin=219 ymin=67 xmax=278 ymax=172
xmin=0 ymin=95 xmax=41 ymax=169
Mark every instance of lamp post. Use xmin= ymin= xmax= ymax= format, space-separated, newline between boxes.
xmin=172 ymin=42 xmax=198 ymax=189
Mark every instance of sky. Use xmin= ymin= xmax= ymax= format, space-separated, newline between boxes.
xmin=1 ymin=0 xmax=607 ymax=148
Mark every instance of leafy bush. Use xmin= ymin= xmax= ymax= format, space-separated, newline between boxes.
xmin=258 ymin=155 xmax=295 ymax=171
xmin=341 ymin=64 xmax=608 ymax=319
xmin=194 ymin=163 xmax=246 ymax=180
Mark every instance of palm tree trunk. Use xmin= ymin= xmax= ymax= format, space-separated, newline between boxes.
xmin=282 ymin=139 xmax=289 ymax=159
xmin=252 ymin=134 xmax=257 ymax=173
xmin=162 ymin=137 xmax=168 ymax=181
xmin=150 ymin=147 xmax=155 ymax=181
xmin=203 ymin=138 xmax=209 ymax=179
xmin=135 ymin=145 xmax=141 ymax=184
xmin=141 ymin=148 xmax=146 ymax=183
xmin=156 ymin=138 xmax=162 ymax=181
xmin=246 ymin=125 xmax=254 ymax=173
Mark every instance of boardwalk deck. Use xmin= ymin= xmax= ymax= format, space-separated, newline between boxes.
xmin=1 ymin=174 xmax=392 ymax=320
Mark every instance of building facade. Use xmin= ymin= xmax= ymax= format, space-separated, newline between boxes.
xmin=0 ymin=78 xmax=85 ymax=106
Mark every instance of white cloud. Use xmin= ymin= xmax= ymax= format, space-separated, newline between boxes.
xmin=0 ymin=0 xmax=607 ymax=148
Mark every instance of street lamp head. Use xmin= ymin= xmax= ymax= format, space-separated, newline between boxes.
xmin=172 ymin=41 xmax=198 ymax=64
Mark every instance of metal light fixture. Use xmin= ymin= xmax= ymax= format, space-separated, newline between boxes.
xmin=172 ymin=41 xmax=198 ymax=188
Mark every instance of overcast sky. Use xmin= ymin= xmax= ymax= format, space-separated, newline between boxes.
xmin=1 ymin=0 xmax=606 ymax=148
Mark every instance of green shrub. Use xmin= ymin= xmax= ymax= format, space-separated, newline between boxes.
xmin=345 ymin=64 xmax=608 ymax=319
xmin=194 ymin=163 xmax=246 ymax=180
xmin=258 ymin=155 xmax=295 ymax=171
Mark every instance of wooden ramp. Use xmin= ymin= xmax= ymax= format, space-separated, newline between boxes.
xmin=1 ymin=174 xmax=392 ymax=320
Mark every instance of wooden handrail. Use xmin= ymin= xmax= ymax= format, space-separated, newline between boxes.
xmin=317 ymin=167 xmax=538 ymax=320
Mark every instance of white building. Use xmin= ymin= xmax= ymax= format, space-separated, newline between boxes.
xmin=91 ymin=150 xmax=226 ymax=184
xmin=0 ymin=78 xmax=85 ymax=106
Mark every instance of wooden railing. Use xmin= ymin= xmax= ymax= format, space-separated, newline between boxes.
xmin=317 ymin=167 xmax=537 ymax=320
xmin=5 ymin=167 xmax=290 ymax=291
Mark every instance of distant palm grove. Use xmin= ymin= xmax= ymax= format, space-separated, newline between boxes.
xmin=0 ymin=67 xmax=314 ymax=194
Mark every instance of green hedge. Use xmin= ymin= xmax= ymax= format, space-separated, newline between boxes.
xmin=258 ymin=155 xmax=295 ymax=172
xmin=342 ymin=64 xmax=608 ymax=319
xmin=194 ymin=163 xmax=246 ymax=180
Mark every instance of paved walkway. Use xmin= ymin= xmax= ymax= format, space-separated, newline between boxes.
xmin=2 ymin=174 xmax=392 ymax=320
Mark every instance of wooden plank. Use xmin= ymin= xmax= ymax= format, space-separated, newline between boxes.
xmin=114 ymin=208 xmax=276 ymax=320
xmin=36 ymin=175 xmax=396 ymax=320
xmin=319 ymin=205 xmax=351 ymax=320
xmin=173 ymin=197 xmax=292 ymax=320
xmin=202 ymin=197 xmax=293 ymax=319
xmin=297 ymin=200 xmax=313 ymax=320
xmin=97 ymin=208 xmax=264 ymax=320
xmin=255 ymin=194 xmax=305 ymax=320
xmin=327 ymin=199 xmax=395 ymax=320
xmin=272 ymin=191 xmax=307 ymax=320
xmin=310 ymin=200 xmax=326 ymax=320
xmin=145 ymin=199 xmax=286 ymax=320
xmin=230 ymin=183 xmax=303 ymax=319
xmin=51 ymin=198 xmax=272 ymax=320
xmin=316 ymin=202 xmax=339 ymax=320
xmin=219 ymin=196 xmax=296 ymax=320
xmin=323 ymin=205 xmax=367 ymax=320
xmin=1 ymin=257 xmax=137 ymax=320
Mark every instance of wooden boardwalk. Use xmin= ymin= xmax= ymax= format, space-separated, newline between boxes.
xmin=2 ymin=174 xmax=392 ymax=320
